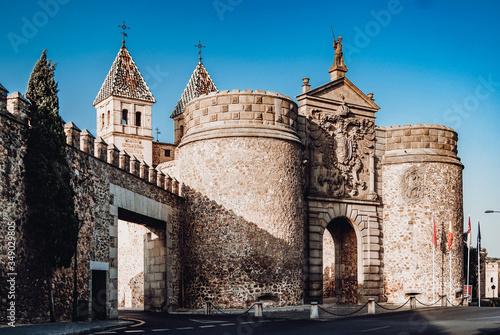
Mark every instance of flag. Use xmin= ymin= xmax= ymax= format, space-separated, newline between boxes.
xmin=432 ymin=217 xmax=437 ymax=248
xmin=477 ymin=221 xmax=481 ymax=250
xmin=448 ymin=216 xmax=453 ymax=250
xmin=467 ymin=215 xmax=471 ymax=249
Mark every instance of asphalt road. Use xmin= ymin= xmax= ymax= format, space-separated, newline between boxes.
xmin=90 ymin=307 xmax=500 ymax=335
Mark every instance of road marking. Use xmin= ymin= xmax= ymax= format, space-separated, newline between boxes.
xmin=361 ymin=326 xmax=391 ymax=332
xmin=468 ymin=316 xmax=500 ymax=320
xmin=221 ymin=323 xmax=237 ymax=326
xmin=239 ymin=321 xmax=255 ymax=324
xmin=125 ymin=317 xmax=146 ymax=327
xmin=152 ymin=329 xmax=170 ymax=332
xmin=95 ymin=332 xmax=116 ymax=334
xmin=125 ymin=331 xmax=145 ymax=333
xmin=199 ymin=325 xmax=216 ymax=328
xmin=190 ymin=319 xmax=226 ymax=323
xmin=176 ymin=327 xmax=195 ymax=330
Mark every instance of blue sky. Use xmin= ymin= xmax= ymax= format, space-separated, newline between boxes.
xmin=1 ymin=0 xmax=500 ymax=257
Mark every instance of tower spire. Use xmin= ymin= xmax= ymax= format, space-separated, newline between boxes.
xmin=118 ymin=21 xmax=130 ymax=46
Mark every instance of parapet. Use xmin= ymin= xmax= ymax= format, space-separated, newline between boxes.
xmin=62 ymin=121 xmax=181 ymax=196
xmin=380 ymin=124 xmax=462 ymax=166
xmin=1 ymin=90 xmax=29 ymax=124
xmin=180 ymin=89 xmax=301 ymax=146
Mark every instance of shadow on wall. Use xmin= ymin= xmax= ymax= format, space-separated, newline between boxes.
xmin=180 ymin=185 xmax=304 ymax=309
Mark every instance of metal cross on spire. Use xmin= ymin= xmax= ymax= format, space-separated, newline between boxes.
xmin=118 ymin=21 xmax=130 ymax=46
xmin=194 ymin=40 xmax=206 ymax=61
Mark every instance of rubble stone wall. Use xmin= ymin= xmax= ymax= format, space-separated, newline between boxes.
xmin=178 ymin=91 xmax=305 ymax=308
xmin=381 ymin=124 xmax=464 ymax=304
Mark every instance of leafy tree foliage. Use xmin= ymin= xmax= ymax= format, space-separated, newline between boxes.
xmin=24 ymin=50 xmax=79 ymax=320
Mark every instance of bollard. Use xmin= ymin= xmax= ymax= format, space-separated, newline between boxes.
xmin=441 ymin=295 xmax=447 ymax=307
xmin=368 ymin=298 xmax=376 ymax=314
xmin=410 ymin=295 xmax=416 ymax=310
xmin=205 ymin=301 xmax=211 ymax=315
xmin=310 ymin=302 xmax=319 ymax=319
xmin=254 ymin=302 xmax=263 ymax=317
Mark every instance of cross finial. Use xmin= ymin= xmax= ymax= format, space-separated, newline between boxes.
xmin=118 ymin=21 xmax=130 ymax=46
xmin=194 ymin=40 xmax=206 ymax=61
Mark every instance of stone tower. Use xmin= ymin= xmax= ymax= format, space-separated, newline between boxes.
xmin=93 ymin=43 xmax=155 ymax=165
xmin=177 ymin=90 xmax=305 ymax=308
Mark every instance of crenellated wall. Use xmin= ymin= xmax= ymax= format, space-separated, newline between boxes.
xmin=380 ymin=124 xmax=464 ymax=304
xmin=0 ymin=96 xmax=184 ymax=323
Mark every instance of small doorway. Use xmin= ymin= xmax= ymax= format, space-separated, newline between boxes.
xmin=91 ymin=270 xmax=107 ymax=320
xmin=323 ymin=217 xmax=358 ymax=303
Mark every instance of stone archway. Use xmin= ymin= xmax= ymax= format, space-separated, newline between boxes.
xmin=323 ymin=217 xmax=358 ymax=304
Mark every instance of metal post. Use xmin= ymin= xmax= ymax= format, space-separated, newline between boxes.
xmin=205 ymin=301 xmax=211 ymax=315
xmin=310 ymin=302 xmax=319 ymax=319
xmin=368 ymin=298 xmax=375 ymax=314
xmin=254 ymin=302 xmax=263 ymax=317
xmin=441 ymin=295 xmax=447 ymax=307
xmin=410 ymin=295 xmax=416 ymax=310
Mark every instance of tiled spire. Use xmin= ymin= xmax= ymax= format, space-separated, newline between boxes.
xmin=93 ymin=45 xmax=155 ymax=106
xmin=170 ymin=60 xmax=217 ymax=118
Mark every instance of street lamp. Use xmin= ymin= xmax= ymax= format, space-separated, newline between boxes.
xmin=485 ymin=210 xmax=500 ymax=213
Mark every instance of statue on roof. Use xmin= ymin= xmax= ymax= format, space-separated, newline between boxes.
xmin=333 ymin=36 xmax=347 ymax=70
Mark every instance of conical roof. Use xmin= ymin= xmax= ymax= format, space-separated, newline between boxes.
xmin=170 ymin=60 xmax=217 ymax=118
xmin=93 ymin=45 xmax=155 ymax=106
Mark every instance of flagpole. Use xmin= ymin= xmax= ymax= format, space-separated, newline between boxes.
xmin=432 ymin=217 xmax=436 ymax=300
xmin=478 ymin=220 xmax=481 ymax=307
xmin=448 ymin=216 xmax=453 ymax=301
xmin=466 ymin=215 xmax=471 ymax=301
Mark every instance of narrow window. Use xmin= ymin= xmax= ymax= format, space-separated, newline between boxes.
xmin=101 ymin=113 xmax=105 ymax=128
xmin=107 ymin=110 xmax=110 ymax=124
xmin=135 ymin=112 xmax=141 ymax=126
xmin=164 ymin=149 xmax=171 ymax=157
xmin=121 ymin=109 xmax=128 ymax=125
xmin=180 ymin=125 xmax=184 ymax=137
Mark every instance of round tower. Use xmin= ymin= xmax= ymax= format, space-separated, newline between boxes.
xmin=381 ymin=124 xmax=464 ymax=304
xmin=177 ymin=89 xmax=305 ymax=308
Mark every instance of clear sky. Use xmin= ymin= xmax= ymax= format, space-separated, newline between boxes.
xmin=1 ymin=0 xmax=499 ymax=257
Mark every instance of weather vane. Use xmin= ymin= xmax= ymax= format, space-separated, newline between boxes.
xmin=194 ymin=40 xmax=206 ymax=61
xmin=118 ymin=21 xmax=130 ymax=46
xmin=155 ymin=127 xmax=161 ymax=142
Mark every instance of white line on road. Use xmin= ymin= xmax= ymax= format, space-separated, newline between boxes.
xmin=190 ymin=319 xmax=226 ymax=323
xmin=176 ymin=327 xmax=195 ymax=330
xmin=152 ymin=329 xmax=170 ymax=332
xmin=468 ymin=316 xmax=500 ymax=320
xmin=125 ymin=330 xmax=146 ymax=333
xmin=360 ymin=326 xmax=391 ymax=332
xmin=199 ymin=325 xmax=217 ymax=328
xmin=221 ymin=323 xmax=237 ymax=326
xmin=94 ymin=332 xmax=116 ymax=334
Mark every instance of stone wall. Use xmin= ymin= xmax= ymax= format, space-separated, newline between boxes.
xmin=0 ymin=102 xmax=183 ymax=323
xmin=177 ymin=90 xmax=305 ymax=308
xmin=381 ymin=124 xmax=464 ymax=304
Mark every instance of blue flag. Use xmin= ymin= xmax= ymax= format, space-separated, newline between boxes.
xmin=477 ymin=221 xmax=481 ymax=250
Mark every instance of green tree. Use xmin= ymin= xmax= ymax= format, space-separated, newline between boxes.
xmin=24 ymin=50 xmax=79 ymax=322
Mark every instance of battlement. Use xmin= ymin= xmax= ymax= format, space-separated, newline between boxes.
xmin=180 ymin=89 xmax=300 ymax=146
xmin=380 ymin=123 xmax=461 ymax=166
xmin=62 ymin=121 xmax=181 ymax=196
xmin=0 ymin=87 xmax=29 ymax=124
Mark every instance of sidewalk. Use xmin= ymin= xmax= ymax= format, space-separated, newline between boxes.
xmin=0 ymin=319 xmax=132 ymax=335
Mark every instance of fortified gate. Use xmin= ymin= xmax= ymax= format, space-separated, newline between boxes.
xmin=0 ymin=36 xmax=464 ymax=323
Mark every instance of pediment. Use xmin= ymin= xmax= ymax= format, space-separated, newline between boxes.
xmin=298 ymin=77 xmax=380 ymax=115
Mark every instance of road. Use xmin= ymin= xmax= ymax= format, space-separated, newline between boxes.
xmin=90 ymin=307 xmax=500 ymax=335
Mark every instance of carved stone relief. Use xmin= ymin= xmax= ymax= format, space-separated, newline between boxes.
xmin=400 ymin=166 xmax=424 ymax=204
xmin=307 ymin=109 xmax=377 ymax=199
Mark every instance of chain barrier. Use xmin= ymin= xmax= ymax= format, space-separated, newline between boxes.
xmin=317 ymin=301 xmax=369 ymax=317
xmin=374 ymin=298 xmax=410 ymax=311
xmin=415 ymin=296 xmax=443 ymax=307
xmin=445 ymin=297 xmax=462 ymax=307
xmin=207 ymin=301 xmax=257 ymax=316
